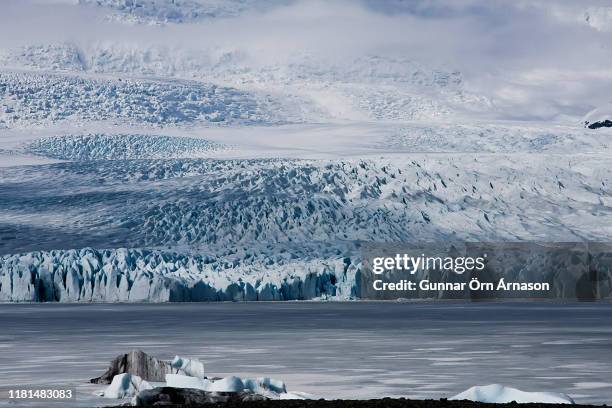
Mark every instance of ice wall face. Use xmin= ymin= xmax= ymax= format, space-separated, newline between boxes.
xmin=2 ymin=244 xmax=611 ymax=302
xmin=0 ymin=248 xmax=354 ymax=302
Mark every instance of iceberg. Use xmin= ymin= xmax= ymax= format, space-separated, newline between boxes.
xmin=165 ymin=373 xmax=210 ymax=391
xmin=207 ymin=376 xmax=245 ymax=392
xmin=171 ymin=356 xmax=205 ymax=379
xmin=100 ymin=373 xmax=152 ymax=399
xmin=244 ymin=377 xmax=287 ymax=394
xmin=451 ymin=384 xmax=575 ymax=404
xmin=93 ymin=352 xmax=299 ymax=401
xmin=161 ymin=373 xmax=297 ymax=399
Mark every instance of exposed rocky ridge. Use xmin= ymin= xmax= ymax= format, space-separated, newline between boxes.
xmin=583 ymin=103 xmax=612 ymax=130
xmin=586 ymin=120 xmax=612 ymax=130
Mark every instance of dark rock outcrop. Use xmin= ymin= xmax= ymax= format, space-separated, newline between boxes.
xmin=585 ymin=119 xmax=612 ymax=129
xmin=133 ymin=387 xmax=268 ymax=406
xmin=126 ymin=397 xmax=603 ymax=408
xmin=90 ymin=350 xmax=172 ymax=384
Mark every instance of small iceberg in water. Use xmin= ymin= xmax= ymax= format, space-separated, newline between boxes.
xmin=451 ymin=384 xmax=575 ymax=404
xmin=97 ymin=373 xmax=153 ymax=399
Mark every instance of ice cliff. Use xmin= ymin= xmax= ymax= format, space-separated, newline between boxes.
xmin=0 ymin=248 xmax=355 ymax=302
xmin=1 ymin=245 xmax=611 ymax=302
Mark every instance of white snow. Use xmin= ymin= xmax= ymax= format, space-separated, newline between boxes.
xmin=451 ymin=384 xmax=575 ymax=404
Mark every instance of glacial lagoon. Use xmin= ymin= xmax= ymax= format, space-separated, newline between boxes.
xmin=0 ymin=302 xmax=611 ymax=406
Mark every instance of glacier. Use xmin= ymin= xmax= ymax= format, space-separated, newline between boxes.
xmin=1 ymin=0 xmax=612 ymax=304
xmin=1 ymin=129 xmax=611 ymax=303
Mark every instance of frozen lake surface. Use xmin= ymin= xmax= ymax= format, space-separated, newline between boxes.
xmin=0 ymin=302 xmax=611 ymax=406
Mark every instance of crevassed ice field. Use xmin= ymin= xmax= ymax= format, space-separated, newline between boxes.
xmin=1 ymin=0 xmax=612 ymax=302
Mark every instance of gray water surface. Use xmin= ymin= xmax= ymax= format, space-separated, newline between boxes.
xmin=0 ymin=302 xmax=611 ymax=406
